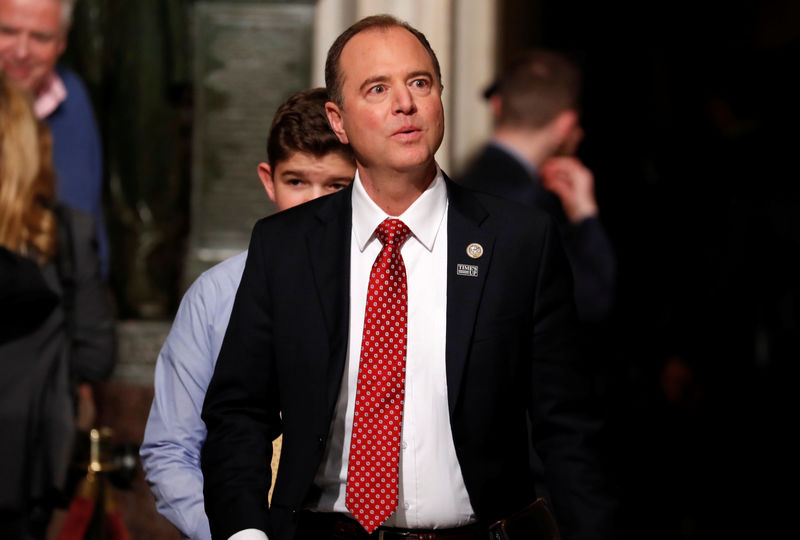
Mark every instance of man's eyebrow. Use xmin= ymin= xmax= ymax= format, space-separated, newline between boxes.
xmin=31 ymin=31 xmax=57 ymax=40
xmin=407 ymin=70 xmax=434 ymax=81
xmin=358 ymin=70 xmax=434 ymax=93
xmin=359 ymin=75 xmax=389 ymax=93
xmin=278 ymin=169 xmax=307 ymax=178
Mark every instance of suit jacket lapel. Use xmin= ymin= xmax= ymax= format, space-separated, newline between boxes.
xmin=303 ymin=180 xmax=494 ymax=417
xmin=306 ymin=187 xmax=352 ymax=413
xmin=445 ymin=180 xmax=493 ymax=416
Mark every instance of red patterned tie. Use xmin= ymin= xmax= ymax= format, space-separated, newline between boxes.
xmin=346 ymin=218 xmax=412 ymax=533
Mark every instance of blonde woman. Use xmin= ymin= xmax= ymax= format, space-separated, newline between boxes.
xmin=0 ymin=73 xmax=114 ymax=539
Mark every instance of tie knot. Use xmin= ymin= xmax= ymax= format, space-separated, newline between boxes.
xmin=375 ymin=218 xmax=411 ymax=248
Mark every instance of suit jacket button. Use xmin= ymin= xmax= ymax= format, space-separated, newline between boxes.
xmin=318 ymin=436 xmax=325 ymax=449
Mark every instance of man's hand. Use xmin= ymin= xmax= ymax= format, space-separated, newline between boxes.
xmin=540 ymin=156 xmax=599 ymax=224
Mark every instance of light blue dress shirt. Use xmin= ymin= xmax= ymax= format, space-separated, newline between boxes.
xmin=140 ymin=251 xmax=247 ymax=540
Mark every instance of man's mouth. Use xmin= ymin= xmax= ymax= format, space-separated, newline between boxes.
xmin=392 ymin=126 xmax=422 ymax=140
xmin=3 ymin=63 xmax=29 ymax=74
xmin=2 ymin=63 xmax=33 ymax=79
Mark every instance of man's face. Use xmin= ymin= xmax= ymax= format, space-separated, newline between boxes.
xmin=0 ymin=0 xmax=65 ymax=94
xmin=326 ymin=26 xmax=444 ymax=176
xmin=258 ymin=151 xmax=355 ymax=212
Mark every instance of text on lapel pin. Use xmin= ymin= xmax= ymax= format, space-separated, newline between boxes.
xmin=457 ymin=264 xmax=479 ymax=277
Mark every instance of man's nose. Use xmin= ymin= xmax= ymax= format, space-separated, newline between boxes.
xmin=13 ymin=34 xmax=30 ymax=59
xmin=393 ymin=86 xmax=416 ymax=115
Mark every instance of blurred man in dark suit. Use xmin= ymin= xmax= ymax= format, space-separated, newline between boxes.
xmin=459 ymin=49 xmax=615 ymax=323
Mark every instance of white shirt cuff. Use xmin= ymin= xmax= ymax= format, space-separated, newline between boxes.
xmin=228 ymin=529 xmax=268 ymax=540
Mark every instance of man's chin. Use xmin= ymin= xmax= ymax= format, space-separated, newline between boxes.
xmin=388 ymin=156 xmax=438 ymax=181
xmin=2 ymin=72 xmax=39 ymax=94
xmin=393 ymin=146 xmax=439 ymax=167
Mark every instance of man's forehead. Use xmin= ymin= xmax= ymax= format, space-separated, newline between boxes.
xmin=340 ymin=26 xmax=434 ymax=81
xmin=344 ymin=26 xmax=425 ymax=55
xmin=0 ymin=0 xmax=63 ymax=26
xmin=277 ymin=150 xmax=353 ymax=171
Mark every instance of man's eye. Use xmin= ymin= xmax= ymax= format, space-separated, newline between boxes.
xmin=287 ymin=179 xmax=303 ymax=186
xmin=31 ymin=32 xmax=56 ymax=43
xmin=411 ymin=79 xmax=428 ymax=89
xmin=330 ymin=183 xmax=347 ymax=191
xmin=369 ymin=85 xmax=386 ymax=95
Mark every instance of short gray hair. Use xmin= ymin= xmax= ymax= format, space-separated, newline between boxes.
xmin=494 ymin=49 xmax=582 ymax=129
xmin=60 ymin=0 xmax=76 ymax=31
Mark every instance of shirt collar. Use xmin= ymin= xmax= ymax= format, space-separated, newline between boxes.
xmin=34 ymin=71 xmax=67 ymax=119
xmin=352 ymin=166 xmax=448 ymax=253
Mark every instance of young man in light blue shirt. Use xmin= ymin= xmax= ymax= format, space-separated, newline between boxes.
xmin=140 ymin=88 xmax=356 ymax=540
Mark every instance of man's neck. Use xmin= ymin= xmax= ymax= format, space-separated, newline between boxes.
xmin=492 ymin=128 xmax=554 ymax=170
xmin=358 ymin=161 xmax=438 ymax=217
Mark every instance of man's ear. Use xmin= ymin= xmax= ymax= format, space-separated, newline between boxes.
xmin=257 ymin=162 xmax=276 ymax=202
xmin=551 ymin=110 xmax=583 ymax=156
xmin=325 ymin=101 xmax=349 ymax=144
xmin=488 ymin=94 xmax=503 ymax=121
xmin=552 ymin=110 xmax=579 ymax=141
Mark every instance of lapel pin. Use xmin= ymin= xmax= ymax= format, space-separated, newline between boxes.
xmin=457 ymin=263 xmax=479 ymax=277
xmin=466 ymin=243 xmax=483 ymax=259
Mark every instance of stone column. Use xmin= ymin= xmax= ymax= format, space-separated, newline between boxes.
xmin=451 ymin=0 xmax=497 ymax=173
xmin=184 ymin=0 xmax=316 ymax=289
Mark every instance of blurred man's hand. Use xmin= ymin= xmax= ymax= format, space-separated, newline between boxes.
xmin=541 ymin=156 xmax=599 ymax=224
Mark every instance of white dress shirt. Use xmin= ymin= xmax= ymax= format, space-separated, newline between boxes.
xmin=229 ymin=169 xmax=475 ymax=540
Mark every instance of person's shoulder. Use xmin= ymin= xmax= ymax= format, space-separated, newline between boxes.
xmin=169 ymin=252 xmax=245 ymax=338
xmin=200 ymin=250 xmax=248 ymax=276
xmin=457 ymin=144 xmax=494 ymax=186
xmin=55 ymin=204 xmax=95 ymax=238
xmin=253 ymin=187 xmax=351 ymax=237
xmin=52 ymin=66 xmax=96 ymax=120
xmin=449 ymin=178 xmax=552 ymax=231
xmin=55 ymin=66 xmax=91 ymax=97
xmin=457 ymin=143 xmax=533 ymax=198
xmin=188 ymin=251 xmax=248 ymax=302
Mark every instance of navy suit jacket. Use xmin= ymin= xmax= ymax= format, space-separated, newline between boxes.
xmin=201 ymin=179 xmax=615 ymax=540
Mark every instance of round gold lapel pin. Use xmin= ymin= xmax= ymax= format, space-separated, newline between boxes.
xmin=466 ymin=243 xmax=483 ymax=259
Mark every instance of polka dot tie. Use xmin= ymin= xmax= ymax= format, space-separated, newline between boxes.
xmin=346 ymin=218 xmax=412 ymax=533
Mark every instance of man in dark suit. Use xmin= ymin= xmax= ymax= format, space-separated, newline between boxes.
xmin=459 ymin=50 xmax=616 ymax=323
xmin=201 ymin=15 xmax=615 ymax=540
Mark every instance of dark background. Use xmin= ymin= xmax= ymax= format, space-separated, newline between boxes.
xmin=501 ymin=0 xmax=799 ymax=537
